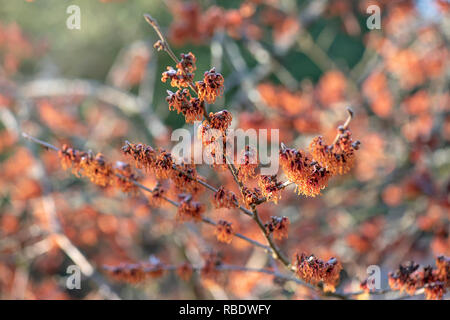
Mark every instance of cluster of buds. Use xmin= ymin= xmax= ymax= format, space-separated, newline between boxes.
xmin=240 ymin=186 xmax=263 ymax=209
xmin=213 ymin=186 xmax=238 ymax=209
xmin=214 ymin=220 xmax=234 ymax=244
xmin=103 ymin=260 xmax=165 ymax=284
xmin=279 ymin=145 xmax=330 ymax=197
xmin=309 ymin=128 xmax=360 ymax=175
xmin=258 ymin=175 xmax=283 ymax=204
xmin=237 ymin=146 xmax=258 ymax=182
xmin=176 ymin=194 xmax=205 ymax=222
xmin=166 ymin=89 xmax=204 ymax=123
xmin=265 ymin=216 xmax=290 ymax=240
xmin=196 ymin=68 xmax=224 ymax=103
xmin=293 ymin=253 xmax=342 ymax=292
xmin=58 ymin=144 xmax=138 ymax=192
xmin=387 ymin=256 xmax=449 ymax=300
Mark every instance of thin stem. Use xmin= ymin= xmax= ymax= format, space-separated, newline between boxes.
xmin=143 ymin=14 xmax=179 ymax=65
xmin=224 ymin=151 xmax=291 ymax=269
xmin=332 ymin=107 xmax=354 ymax=145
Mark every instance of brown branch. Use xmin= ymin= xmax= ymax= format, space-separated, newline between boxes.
xmin=21 ymin=133 xmax=269 ymax=252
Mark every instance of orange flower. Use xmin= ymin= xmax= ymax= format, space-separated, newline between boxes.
xmin=309 ymin=129 xmax=360 ymax=175
xmin=166 ymin=89 xmax=204 ymax=123
xmin=209 ymin=110 xmax=232 ymax=132
xmin=122 ymin=141 xmax=156 ymax=172
xmin=154 ymin=150 xmax=174 ymax=179
xmin=213 ymin=186 xmax=238 ymax=209
xmin=161 ymin=66 xmax=193 ymax=88
xmin=388 ymin=256 xmax=449 ymax=299
xmin=177 ymin=52 xmax=196 ymax=73
xmin=258 ymin=175 xmax=282 ymax=203
xmin=265 ymin=216 xmax=289 ymax=240
xmin=300 ymin=163 xmax=330 ymax=197
xmin=279 ymin=145 xmax=312 ymax=187
xmin=280 ymin=145 xmax=330 ymax=197
xmin=79 ymin=152 xmax=113 ymax=187
xmin=293 ymin=253 xmax=342 ymax=292
xmin=148 ymin=185 xmax=166 ymax=207
xmin=214 ymin=220 xmax=234 ymax=244
xmin=196 ymin=68 xmax=224 ymax=103
xmin=176 ymin=195 xmax=205 ymax=222
xmin=237 ymin=146 xmax=258 ymax=182
xmin=170 ymin=162 xmax=202 ymax=194
xmin=240 ymin=186 xmax=262 ymax=208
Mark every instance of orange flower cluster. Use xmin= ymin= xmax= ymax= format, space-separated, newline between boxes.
xmin=310 ymin=128 xmax=360 ymax=175
xmin=293 ymin=253 xmax=342 ymax=292
xmin=58 ymin=144 xmax=138 ymax=192
xmin=237 ymin=146 xmax=258 ymax=182
xmin=153 ymin=150 xmax=174 ymax=180
xmin=161 ymin=66 xmax=193 ymax=88
xmin=103 ymin=261 xmax=165 ymax=284
xmin=121 ymin=141 xmax=156 ymax=171
xmin=158 ymin=51 xmax=225 ymax=125
xmin=122 ymin=141 xmax=203 ymax=195
xmin=240 ymin=186 xmax=262 ymax=208
xmin=280 ymin=118 xmax=360 ymax=197
xmin=215 ymin=220 xmax=234 ymax=244
xmin=387 ymin=256 xmax=449 ymax=300
xmin=265 ymin=216 xmax=289 ymax=240
xmin=258 ymin=175 xmax=283 ymax=204
xmin=122 ymin=140 xmax=171 ymax=177
xmin=213 ymin=186 xmax=238 ymax=209
xmin=176 ymin=195 xmax=205 ymax=222
xmin=196 ymin=68 xmax=224 ymax=104
xmin=171 ymin=162 xmax=203 ymax=194
xmin=279 ymin=146 xmax=330 ymax=197
xmin=166 ymin=89 xmax=204 ymax=123
xmin=209 ymin=110 xmax=232 ymax=132
xmin=148 ymin=185 xmax=166 ymax=207
xmin=177 ymin=52 xmax=196 ymax=73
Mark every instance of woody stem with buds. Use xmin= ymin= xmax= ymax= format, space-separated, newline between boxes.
xmin=144 ymin=14 xmax=211 ymax=122
xmin=332 ymin=107 xmax=354 ymax=145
